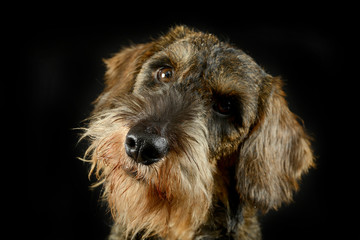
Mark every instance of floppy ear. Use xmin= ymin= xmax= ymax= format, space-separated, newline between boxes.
xmin=104 ymin=44 xmax=154 ymax=92
xmin=237 ymin=77 xmax=314 ymax=212
xmin=93 ymin=43 xmax=154 ymax=112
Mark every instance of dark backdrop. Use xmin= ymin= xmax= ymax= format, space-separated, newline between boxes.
xmin=26 ymin=12 xmax=353 ymax=240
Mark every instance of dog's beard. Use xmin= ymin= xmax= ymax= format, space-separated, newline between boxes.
xmin=81 ymin=89 xmax=214 ymax=239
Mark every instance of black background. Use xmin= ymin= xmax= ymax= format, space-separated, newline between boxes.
xmin=26 ymin=8 xmax=354 ymax=240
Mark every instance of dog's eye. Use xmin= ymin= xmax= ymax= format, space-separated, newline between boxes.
xmin=156 ymin=67 xmax=173 ymax=82
xmin=213 ymin=98 xmax=234 ymax=117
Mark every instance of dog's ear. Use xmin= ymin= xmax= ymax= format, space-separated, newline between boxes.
xmin=237 ymin=77 xmax=314 ymax=212
xmin=103 ymin=44 xmax=153 ymax=93
xmin=93 ymin=43 xmax=154 ymax=112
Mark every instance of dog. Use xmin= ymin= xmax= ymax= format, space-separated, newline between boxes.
xmin=81 ymin=26 xmax=314 ymax=240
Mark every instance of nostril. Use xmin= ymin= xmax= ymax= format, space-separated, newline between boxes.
xmin=126 ymin=135 xmax=136 ymax=148
xmin=125 ymin=134 xmax=139 ymax=160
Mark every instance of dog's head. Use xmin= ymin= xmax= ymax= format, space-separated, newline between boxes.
xmin=82 ymin=26 xmax=313 ymax=238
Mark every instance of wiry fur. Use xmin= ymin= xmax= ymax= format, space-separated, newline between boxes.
xmin=80 ymin=26 xmax=314 ymax=240
xmin=82 ymin=87 xmax=214 ymax=239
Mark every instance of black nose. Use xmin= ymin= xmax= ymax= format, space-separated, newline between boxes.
xmin=125 ymin=124 xmax=169 ymax=165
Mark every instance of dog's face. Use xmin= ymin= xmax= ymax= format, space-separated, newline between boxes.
xmin=82 ymin=26 xmax=313 ymax=239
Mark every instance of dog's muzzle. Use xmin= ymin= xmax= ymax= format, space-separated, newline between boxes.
xmin=125 ymin=123 xmax=169 ymax=165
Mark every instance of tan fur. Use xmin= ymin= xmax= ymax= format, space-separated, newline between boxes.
xmin=82 ymin=93 xmax=214 ymax=239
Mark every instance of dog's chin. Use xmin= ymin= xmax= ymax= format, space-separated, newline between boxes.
xmin=119 ymin=156 xmax=160 ymax=182
xmin=121 ymin=164 xmax=138 ymax=179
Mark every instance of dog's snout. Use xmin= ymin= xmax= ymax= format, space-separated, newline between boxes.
xmin=125 ymin=124 xmax=169 ymax=165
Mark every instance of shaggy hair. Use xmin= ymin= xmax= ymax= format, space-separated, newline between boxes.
xmin=81 ymin=26 xmax=314 ymax=240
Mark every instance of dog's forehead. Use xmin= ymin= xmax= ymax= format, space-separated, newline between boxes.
xmin=164 ymin=36 xmax=268 ymax=93
xmin=135 ymin=32 xmax=270 ymax=97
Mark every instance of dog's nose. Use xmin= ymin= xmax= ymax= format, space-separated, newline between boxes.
xmin=125 ymin=124 xmax=169 ymax=165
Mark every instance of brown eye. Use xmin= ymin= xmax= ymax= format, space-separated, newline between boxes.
xmin=156 ymin=67 xmax=173 ymax=82
xmin=213 ymin=98 xmax=234 ymax=117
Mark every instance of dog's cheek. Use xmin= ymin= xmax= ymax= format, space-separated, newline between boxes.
xmin=82 ymin=109 xmax=132 ymax=180
xmin=96 ymin=133 xmax=126 ymax=168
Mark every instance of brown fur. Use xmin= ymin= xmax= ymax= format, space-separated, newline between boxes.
xmin=80 ymin=26 xmax=314 ymax=240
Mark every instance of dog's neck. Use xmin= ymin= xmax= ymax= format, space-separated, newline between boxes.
xmin=193 ymin=156 xmax=262 ymax=239
xmin=195 ymin=157 xmax=247 ymax=239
